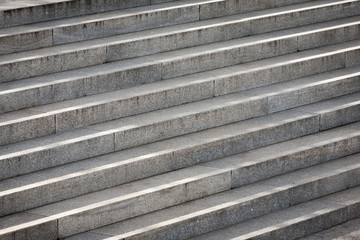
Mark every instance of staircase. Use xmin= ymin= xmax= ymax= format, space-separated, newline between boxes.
xmin=0 ymin=0 xmax=359 ymax=239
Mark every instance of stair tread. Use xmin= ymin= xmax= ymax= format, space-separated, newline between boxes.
xmin=1 ymin=117 xmax=359 ymax=215
xmin=0 ymin=0 xmax=353 ymax=41
xmin=0 ymin=39 xmax=359 ymax=128
xmin=190 ymin=187 xmax=360 ymax=240
xmin=57 ymin=153 xmax=359 ymax=238
xmin=1 ymin=2 xmax=359 ymax=85
xmin=2 ymin=7 xmax=359 ymax=64
xmin=0 ymin=0 xmax=214 ymax=38
xmin=300 ymin=218 xmax=360 ymax=240
xmin=1 ymin=150 xmax=359 ymax=238
xmin=0 ymin=35 xmax=355 ymax=99
xmin=0 ymin=67 xmax=358 ymax=161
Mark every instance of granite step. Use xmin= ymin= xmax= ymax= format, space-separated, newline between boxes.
xmin=0 ymin=51 xmax=359 ymax=146
xmin=1 ymin=37 xmax=359 ymax=115
xmin=0 ymin=0 xmax=188 ymax=28
xmin=1 ymin=117 xmax=359 ymax=217
xmin=0 ymin=0 xmax=316 ymax=29
xmin=0 ymin=1 xmax=360 ymax=82
xmin=0 ymin=41 xmax=359 ymax=149
xmin=190 ymin=187 xmax=360 ymax=240
xmin=300 ymin=218 xmax=360 ymax=240
xmin=54 ymin=153 xmax=360 ymax=240
xmin=1 ymin=0 xmax=355 ymax=55
xmin=1 ymin=5 xmax=360 ymax=83
xmin=0 ymin=101 xmax=320 ymax=180
xmin=1 ymin=66 xmax=359 ymax=179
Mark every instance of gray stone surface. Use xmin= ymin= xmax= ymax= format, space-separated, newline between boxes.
xmin=0 ymin=45 xmax=106 ymax=83
xmin=108 ymin=93 xmax=267 ymax=151
xmin=199 ymin=0 xmax=313 ymax=20
xmin=0 ymin=110 xmax=55 ymax=146
xmin=214 ymin=47 xmax=345 ymax=96
xmin=1 ymin=0 xmax=360 ymax=239
xmin=0 ymin=0 xmax=150 ymax=28
xmin=296 ymin=92 xmax=360 ymax=130
xmin=48 ymin=74 xmax=213 ymax=132
xmin=0 ymin=212 xmax=57 ymax=240
xmin=191 ymin=201 xmax=347 ymax=240
xmin=320 ymin=186 xmax=360 ymax=220
xmin=298 ymin=20 xmax=360 ymax=50
xmin=26 ymin=165 xmax=230 ymax=238
xmin=52 ymin=3 xmax=200 ymax=45
xmin=2 ymin=39 xmax=354 ymax=115
xmin=301 ymin=218 xmax=360 ymax=240
xmin=161 ymin=36 xmax=298 ymax=79
xmin=71 ymin=157 xmax=359 ymax=240
xmin=265 ymin=67 xmax=360 ymax=113
xmin=0 ymin=128 xmax=114 ymax=180
xmin=346 ymin=48 xmax=360 ymax=67
xmin=261 ymin=154 xmax=360 ymax=206
xmin=0 ymin=59 xmax=162 ymax=114
xmin=88 ymin=184 xmax=289 ymax=240
xmin=0 ymin=30 xmax=53 ymax=55
xmin=202 ymin=122 xmax=360 ymax=188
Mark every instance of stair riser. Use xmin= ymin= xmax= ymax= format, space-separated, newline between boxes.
xmin=0 ymin=0 xmax=318 ymax=54
xmin=0 ymin=63 xmax=163 ymax=114
xmin=0 ymin=0 xmax=177 ymax=28
xmin=249 ymin=1 xmax=360 ymax=35
xmin=199 ymin=0 xmax=313 ymax=20
xmin=319 ymin=103 xmax=360 ymax=131
xmin=0 ymin=109 xmax=318 ymax=180
xmin=0 ymin=132 xmax=115 ymax=181
xmin=0 ymin=218 xmax=58 ymax=240
xmin=2 ymin=78 xmax=360 ymax=181
xmin=229 ymin=135 xmax=360 ymax=188
xmin=2 ymin=126 xmax=359 ymax=217
xmin=5 ymin=150 xmax=358 ymax=239
xmin=107 ymin=15 xmax=360 ymax=63
xmin=191 ymin=186 xmax=360 ymax=240
xmin=214 ymin=52 xmax=346 ymax=96
xmin=1 ymin=167 xmax=231 ymax=220
xmin=250 ymin=209 xmax=348 ymax=240
xmin=107 ymin=170 xmax=360 ymax=240
xmin=268 ymin=75 xmax=360 ymax=113
xmin=52 ymin=4 xmax=200 ymax=46
xmin=0 ymin=43 xmax=350 ymax=118
xmin=2 ymin=9 xmax=359 ymax=84
xmin=1 ymin=49 xmax=358 ymax=148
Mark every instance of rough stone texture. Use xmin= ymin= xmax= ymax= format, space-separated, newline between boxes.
xmin=0 ymin=46 xmax=106 ymax=83
xmin=0 ymin=110 xmax=55 ymax=146
xmin=0 ymin=60 xmax=162 ymax=114
xmin=0 ymin=30 xmax=53 ymax=55
xmin=0 ymin=128 xmax=114 ymax=180
xmin=346 ymin=48 xmax=360 ymax=67
xmin=301 ymin=218 xmax=360 ymax=240
xmin=202 ymin=122 xmax=360 ymax=188
xmin=214 ymin=47 xmax=347 ymax=96
xmin=1 ymin=0 xmax=360 ymax=239
xmin=26 ymin=165 xmax=231 ymax=238
xmin=266 ymin=68 xmax=360 ymax=113
xmin=191 ymin=201 xmax=347 ymax=240
xmin=162 ymin=36 xmax=298 ymax=79
xmin=295 ymin=92 xmax=360 ymax=130
xmin=262 ymin=154 xmax=360 ymax=206
xmin=53 ymin=4 xmax=200 ymax=45
xmin=298 ymin=21 xmax=360 ymax=51
xmin=199 ymin=0 xmax=313 ymax=20
xmin=0 ymin=213 xmax=57 ymax=240
xmin=0 ymin=0 xmax=150 ymax=28
xmin=109 ymin=94 xmax=267 ymax=151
